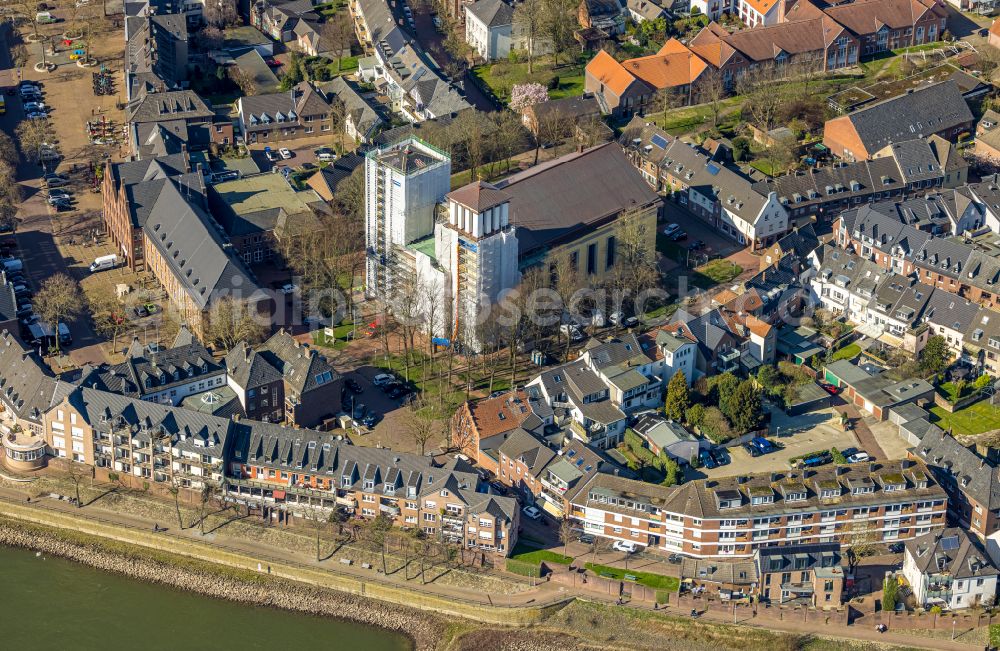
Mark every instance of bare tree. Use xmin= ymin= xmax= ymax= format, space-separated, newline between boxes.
xmin=196 ymin=25 xmax=224 ymax=52
xmin=202 ymin=0 xmax=239 ymax=28
xmin=490 ymin=110 xmax=526 ymax=174
xmin=10 ymin=44 xmax=29 ymax=70
xmin=168 ymin=480 xmax=185 ymax=530
xmin=35 ymin=274 xmax=82 ymax=354
xmin=735 ymin=64 xmax=785 ymax=132
xmin=204 ymin=295 xmax=268 ymax=350
xmin=696 ymin=68 xmax=727 ymax=127
xmin=650 ymin=86 xmax=682 ymax=128
xmin=327 ymin=95 xmax=347 ymax=152
xmin=542 ymin=0 xmax=578 ymax=66
xmin=454 ymin=109 xmax=492 ymax=181
xmin=326 ymin=14 xmax=355 ymax=74
xmin=404 ymin=400 xmax=441 ymax=456
xmin=552 ymin=248 xmax=581 ymax=361
xmin=197 ymin=481 xmax=219 ymax=535
xmin=16 ymin=119 xmax=54 ymax=164
xmin=85 ymin=285 xmax=128 ymax=351
xmin=534 ymin=108 xmax=571 ymax=163
xmin=514 ymin=0 xmax=545 ymax=73
xmin=66 ymin=460 xmax=90 ymax=508
xmin=227 ymin=65 xmax=257 ymax=96
xmin=979 ymin=45 xmax=1000 ymax=84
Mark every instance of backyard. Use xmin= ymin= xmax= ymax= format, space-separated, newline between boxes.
xmin=930 ymin=400 xmax=1000 ymax=436
xmin=472 ymin=53 xmax=589 ymax=103
xmin=584 ymin=562 xmax=680 ymax=592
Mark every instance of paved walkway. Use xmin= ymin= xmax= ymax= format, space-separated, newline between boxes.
xmin=0 ymin=479 xmax=988 ymax=649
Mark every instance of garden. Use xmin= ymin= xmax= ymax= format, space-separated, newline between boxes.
xmin=472 ymin=53 xmax=588 ymax=103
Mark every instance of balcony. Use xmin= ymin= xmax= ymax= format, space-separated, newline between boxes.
xmin=379 ymin=503 xmax=400 ymax=517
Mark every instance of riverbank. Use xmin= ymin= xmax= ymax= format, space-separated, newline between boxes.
xmin=0 ymin=517 xmax=440 ymax=650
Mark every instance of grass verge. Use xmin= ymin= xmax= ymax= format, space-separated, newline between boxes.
xmin=583 ymin=563 xmax=679 ymax=591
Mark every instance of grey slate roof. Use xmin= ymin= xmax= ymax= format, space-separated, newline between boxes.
xmin=317 ymin=77 xmax=383 ymax=137
xmin=905 ymin=528 xmax=998 ymax=580
xmin=914 ymin=426 xmax=1000 ymax=510
xmin=257 ymin=330 xmax=340 ymax=397
xmin=837 ymin=81 xmax=973 ymax=154
xmin=128 ymin=90 xmax=214 ymax=125
xmin=0 ymin=330 xmax=67 ymax=424
xmin=466 ymin=0 xmax=515 ymax=27
xmin=85 ymin=338 xmax=222 ymax=400
xmin=225 ymin=342 xmax=284 ymax=391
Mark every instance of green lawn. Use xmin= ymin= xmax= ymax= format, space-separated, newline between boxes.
xmin=930 ymin=400 xmax=1000 ymax=436
xmin=937 ymin=381 xmax=970 ymax=404
xmin=472 ymin=54 xmax=589 ymax=103
xmin=694 ymin=259 xmax=742 ymax=286
xmin=584 ymin=563 xmax=679 ymax=591
xmin=511 ymin=543 xmax=573 ymax=565
xmin=831 ymin=343 xmax=861 ymax=362
xmin=312 ymin=322 xmax=355 ymax=350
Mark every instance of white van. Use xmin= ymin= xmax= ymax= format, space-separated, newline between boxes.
xmin=89 ymin=254 xmax=118 ymax=273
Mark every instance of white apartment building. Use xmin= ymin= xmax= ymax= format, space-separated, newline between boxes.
xmin=904 ymin=528 xmax=999 ymax=610
xmin=465 ymin=0 xmax=513 ymax=61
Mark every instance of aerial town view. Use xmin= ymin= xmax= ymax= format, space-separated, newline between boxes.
xmin=9 ymin=0 xmax=1000 ymax=649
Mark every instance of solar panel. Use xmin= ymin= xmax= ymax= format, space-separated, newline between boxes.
xmin=940 ymin=535 xmax=960 ymax=551
xmin=651 ymin=134 xmax=668 ymax=149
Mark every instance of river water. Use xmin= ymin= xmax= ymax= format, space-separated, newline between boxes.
xmin=0 ymin=545 xmax=410 ymax=651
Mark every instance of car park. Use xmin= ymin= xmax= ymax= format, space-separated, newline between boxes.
xmin=521 ymin=505 xmax=541 ymax=520
xmin=612 ymin=540 xmax=638 ymax=553
xmin=279 ymin=148 xmax=292 ymax=159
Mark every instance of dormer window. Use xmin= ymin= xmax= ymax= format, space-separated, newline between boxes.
xmin=785 ymin=491 xmax=806 ymax=502
xmin=384 ymin=482 xmax=395 ymax=494
xmin=407 ymin=486 xmax=417 ymax=498
xmin=341 ymin=475 xmax=351 ymax=488
xmin=363 ymin=479 xmax=375 ymax=490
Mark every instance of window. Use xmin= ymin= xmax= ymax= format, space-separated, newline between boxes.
xmin=587 ymin=243 xmax=597 ymax=274
xmin=605 ymin=236 xmax=616 ymax=269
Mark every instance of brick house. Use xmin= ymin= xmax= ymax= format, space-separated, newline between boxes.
xmin=236 ymin=82 xmax=333 ymax=145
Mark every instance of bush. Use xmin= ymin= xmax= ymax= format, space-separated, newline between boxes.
xmin=732 ymin=136 xmax=751 ymax=162
xmin=685 ymin=403 xmax=705 ymax=428
xmin=832 ymin=447 xmax=847 ymax=464
xmin=547 ymin=75 xmax=560 ymax=90
xmin=882 ymin=576 xmax=898 ymax=612
xmin=975 ymin=374 xmax=992 ymax=390
xmin=700 ymin=406 xmax=735 ymax=444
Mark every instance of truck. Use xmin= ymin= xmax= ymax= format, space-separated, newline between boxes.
xmin=89 ymin=254 xmax=118 ymax=273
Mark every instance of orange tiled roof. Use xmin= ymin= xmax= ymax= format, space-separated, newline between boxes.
xmin=586 ymin=49 xmax=639 ymax=97
xmin=742 ymin=0 xmax=779 ymax=16
xmin=991 ymin=17 xmax=1000 ymax=38
xmin=713 ymin=288 xmax=740 ymax=305
xmin=468 ymin=390 xmax=533 ymax=438
xmin=744 ymin=314 xmax=773 ymax=338
xmin=623 ymin=39 xmax=708 ymax=89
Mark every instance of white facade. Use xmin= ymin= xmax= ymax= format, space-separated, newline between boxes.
xmin=434 ymin=197 xmax=520 ymax=350
xmin=688 ymin=0 xmax=734 ymax=19
xmin=904 ymin=547 xmax=999 ymax=610
xmin=464 ymin=7 xmax=512 ymax=61
xmin=723 ymin=192 xmax=788 ymax=248
xmin=143 ymin=372 xmax=227 ymax=406
xmin=364 ymin=139 xmax=452 ymax=299
xmin=737 ymin=0 xmax=781 ymax=27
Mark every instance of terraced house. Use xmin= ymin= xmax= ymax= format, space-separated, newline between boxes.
xmin=236 ymin=82 xmax=334 ymax=144
xmin=566 ymin=459 xmax=947 ymax=559
xmin=228 ymin=426 xmax=519 ymax=555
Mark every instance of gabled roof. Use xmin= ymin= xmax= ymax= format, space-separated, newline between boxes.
xmin=905 ymin=527 xmax=999 ymax=580
xmin=447 ymin=180 xmax=511 ymax=213
xmin=127 ymin=90 xmax=214 ymax=124
xmin=465 ymin=0 xmax=514 ymax=27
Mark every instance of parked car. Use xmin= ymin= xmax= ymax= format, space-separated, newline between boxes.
xmin=612 ymin=540 xmax=638 ymax=553
xmin=361 ymin=412 xmax=379 ymax=428
xmin=46 ymin=188 xmax=70 ymax=200
xmin=279 ymin=283 xmax=297 ymax=295
xmin=670 ymin=230 xmax=688 ymax=241
xmin=23 ymin=101 xmax=46 ymax=112
xmin=521 ymin=505 xmax=541 ymax=520
xmin=43 ymin=173 xmax=69 ymax=187
xmin=667 ymin=553 xmax=682 ymax=564
xmin=698 ymin=449 xmax=717 ymax=469
xmin=133 ymin=305 xmax=149 ymax=317
xmin=710 ymin=448 xmax=729 ymax=466
xmin=372 ymin=373 xmax=396 ymax=387
xmin=888 ymin=542 xmax=905 ymax=554
xmin=26 ymin=111 xmax=48 ymax=120
xmin=279 ymin=148 xmax=292 ymax=160
xmin=846 ymin=451 xmax=871 ymax=464
xmin=688 ymin=240 xmax=705 ymax=251
xmin=662 ymin=223 xmax=680 ymax=237
xmin=559 ymin=323 xmax=584 ymax=341
xmin=265 ymin=148 xmax=279 ymax=162
xmin=315 ymin=147 xmax=336 ymax=162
